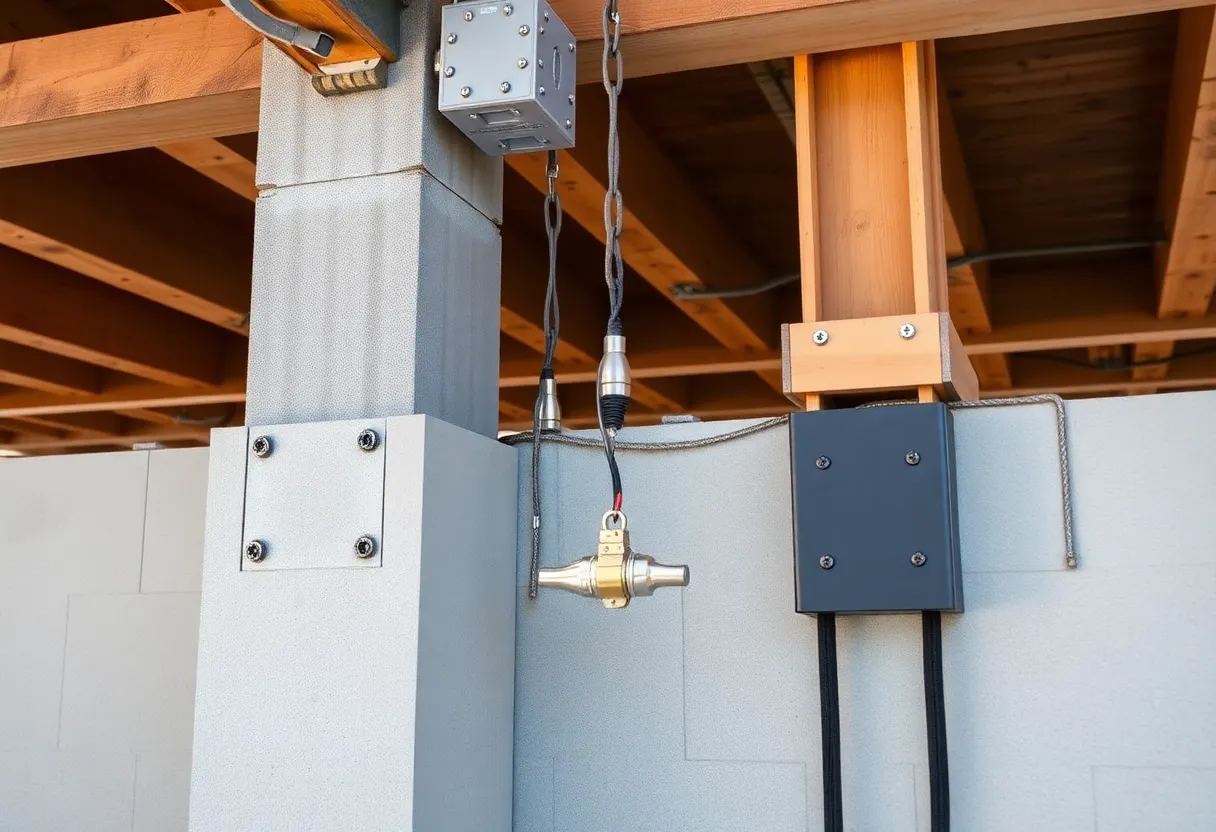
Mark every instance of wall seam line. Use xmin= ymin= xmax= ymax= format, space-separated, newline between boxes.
xmin=55 ymin=595 xmax=71 ymax=749
xmin=137 ymin=451 xmax=151 ymax=593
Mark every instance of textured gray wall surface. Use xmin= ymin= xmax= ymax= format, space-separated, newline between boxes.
xmin=0 ymin=448 xmax=209 ymax=832
xmin=190 ymin=416 xmax=518 ymax=831
xmin=514 ymin=392 xmax=1216 ymax=831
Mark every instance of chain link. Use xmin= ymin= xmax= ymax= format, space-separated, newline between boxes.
xmin=601 ymin=0 xmax=625 ymax=331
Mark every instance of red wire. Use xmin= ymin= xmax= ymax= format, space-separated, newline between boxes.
xmin=613 ymin=492 xmax=623 ymax=512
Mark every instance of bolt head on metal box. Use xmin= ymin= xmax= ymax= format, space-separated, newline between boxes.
xmin=789 ymin=403 xmax=963 ymax=614
xmin=438 ymin=0 xmax=576 ymax=155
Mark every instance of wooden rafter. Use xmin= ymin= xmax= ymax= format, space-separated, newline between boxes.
xmin=1132 ymin=6 xmax=1216 ymax=380
xmin=507 ymin=89 xmax=782 ymax=392
xmin=0 ymin=378 xmax=247 ymax=419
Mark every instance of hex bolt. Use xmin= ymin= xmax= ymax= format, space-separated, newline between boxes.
xmin=251 ymin=435 xmax=272 ymax=458
xmin=518 ymin=24 xmax=530 ymax=35
xmin=463 ymin=10 xmax=473 ymax=21
xmin=517 ymin=58 xmax=528 ymax=68
xmin=444 ymin=66 xmax=455 ymax=77
xmin=900 ymin=322 xmax=917 ymax=339
xmin=354 ymin=536 xmax=377 ymax=559
xmin=500 ymin=81 xmax=512 ymax=93
xmin=568 ymin=93 xmax=575 ymax=104
xmin=905 ymin=451 xmax=921 ymax=466
xmin=446 ymin=32 xmax=457 ymax=43
xmin=538 ymin=26 xmax=545 ymax=34
xmin=910 ymin=552 xmax=927 ymax=567
xmin=815 ymin=456 xmax=831 ymax=470
xmin=544 ymin=11 xmax=550 ymax=21
xmin=568 ymin=42 xmax=575 ymax=52
xmin=503 ymin=3 xmax=513 ymax=14
xmin=460 ymin=86 xmax=472 ymax=98
xmin=812 ymin=328 xmax=829 ymax=346
xmin=565 ymin=119 xmax=572 ymax=128
xmin=357 ymin=429 xmax=379 ymax=452
xmin=819 ymin=555 xmax=835 ymax=570
xmin=245 ymin=540 xmax=266 ymax=563
xmin=538 ymin=86 xmax=546 ymax=95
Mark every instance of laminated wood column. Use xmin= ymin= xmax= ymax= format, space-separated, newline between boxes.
xmin=785 ymin=43 xmax=978 ymax=410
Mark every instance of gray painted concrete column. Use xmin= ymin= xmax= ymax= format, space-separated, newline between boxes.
xmin=245 ymin=0 xmax=503 ymax=434
xmin=190 ymin=8 xmax=516 ymax=830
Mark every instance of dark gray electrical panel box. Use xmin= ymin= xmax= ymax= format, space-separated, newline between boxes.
xmin=789 ymin=403 xmax=963 ymax=614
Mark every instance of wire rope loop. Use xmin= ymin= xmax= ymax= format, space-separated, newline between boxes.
xmin=544 ymin=192 xmax=562 ymax=238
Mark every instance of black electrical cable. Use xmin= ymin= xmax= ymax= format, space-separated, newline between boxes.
xmin=817 ymin=612 xmax=844 ymax=832
xmin=923 ymin=611 xmax=950 ymax=832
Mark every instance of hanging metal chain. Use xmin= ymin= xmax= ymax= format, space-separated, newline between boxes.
xmin=529 ymin=150 xmax=565 ymax=599
xmin=542 ymin=150 xmax=563 ymax=369
xmin=601 ymin=0 xmax=625 ymax=332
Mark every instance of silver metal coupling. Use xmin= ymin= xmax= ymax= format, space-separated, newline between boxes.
xmin=598 ymin=334 xmax=632 ymax=431
xmin=537 ymin=512 xmax=689 ymax=609
xmin=537 ymin=374 xmax=562 ymax=432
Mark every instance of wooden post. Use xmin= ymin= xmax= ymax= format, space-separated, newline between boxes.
xmin=786 ymin=43 xmax=977 ymax=410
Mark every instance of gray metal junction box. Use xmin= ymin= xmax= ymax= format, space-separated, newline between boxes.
xmin=438 ymin=0 xmax=576 ymax=154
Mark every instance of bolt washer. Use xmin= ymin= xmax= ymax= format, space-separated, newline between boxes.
xmin=245 ymin=540 xmax=266 ymax=563
xmin=252 ymin=436 xmax=272 ymax=458
xmin=813 ymin=329 xmax=829 ymax=346
xmin=899 ymin=322 xmax=917 ymax=339
xmin=905 ymin=451 xmax=920 ymax=466
xmin=357 ymin=429 xmax=379 ymax=452
xmin=354 ymin=536 xmax=377 ymax=559
xmin=815 ymin=456 xmax=831 ymax=470
xmin=910 ymin=552 xmax=927 ymax=567
xmin=819 ymin=555 xmax=835 ymax=570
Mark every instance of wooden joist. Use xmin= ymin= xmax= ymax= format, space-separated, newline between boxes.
xmin=0 ymin=248 xmax=232 ymax=388
xmin=158 ymin=138 xmax=259 ymax=201
xmin=507 ymin=89 xmax=782 ymax=391
xmin=938 ymin=93 xmax=1013 ymax=390
xmin=0 ymin=342 xmax=104 ymax=396
xmin=994 ymin=352 xmax=1216 ymax=398
xmin=0 ymin=378 xmax=247 ymax=419
xmin=0 ymin=10 xmax=262 ymax=167
xmin=1132 ymin=6 xmax=1216 ymax=380
xmin=0 ymin=156 xmax=253 ymax=333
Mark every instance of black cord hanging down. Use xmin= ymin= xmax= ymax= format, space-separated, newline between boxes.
xmin=817 ymin=613 xmax=844 ymax=832
xmin=923 ymin=611 xmax=951 ymax=832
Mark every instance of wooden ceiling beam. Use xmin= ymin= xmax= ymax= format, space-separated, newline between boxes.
xmin=0 ymin=10 xmax=262 ymax=167
xmin=0 ymin=248 xmax=232 ymax=388
xmin=1132 ymin=6 xmax=1216 ymax=381
xmin=507 ymin=90 xmax=782 ymax=392
xmin=0 ymin=157 xmax=252 ymax=333
xmin=0 ymin=342 xmax=105 ymax=396
xmin=3 ymin=0 xmax=1200 ymax=166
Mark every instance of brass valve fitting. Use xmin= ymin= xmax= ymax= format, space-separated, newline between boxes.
xmin=537 ymin=512 xmax=689 ymax=609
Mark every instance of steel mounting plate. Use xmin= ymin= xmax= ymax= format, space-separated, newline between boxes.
xmin=789 ymin=403 xmax=963 ymax=614
xmin=242 ymin=418 xmax=386 ymax=571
